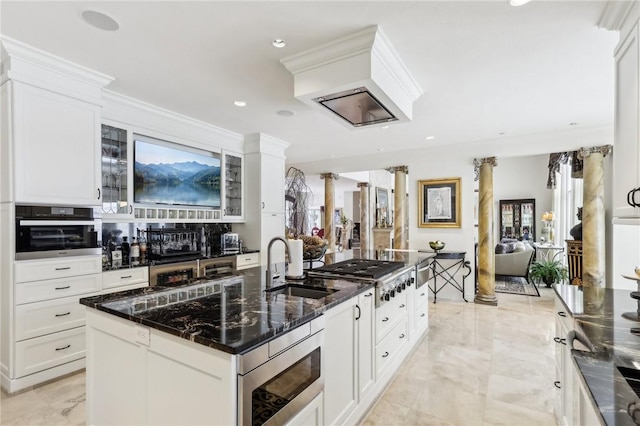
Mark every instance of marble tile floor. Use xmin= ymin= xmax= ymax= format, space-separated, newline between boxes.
xmin=1 ymin=287 xmax=557 ymax=425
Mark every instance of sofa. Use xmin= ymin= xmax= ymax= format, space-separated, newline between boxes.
xmin=495 ymin=240 xmax=535 ymax=283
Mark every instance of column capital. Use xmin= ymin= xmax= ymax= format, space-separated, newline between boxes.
xmin=320 ymin=172 xmax=339 ymax=180
xmin=386 ymin=165 xmax=409 ymax=174
xmin=357 ymin=182 xmax=370 ymax=188
xmin=578 ymin=145 xmax=612 ymax=159
xmin=473 ymin=157 xmax=498 ymax=168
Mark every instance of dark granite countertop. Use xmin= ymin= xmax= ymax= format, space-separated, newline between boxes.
xmin=321 ymin=249 xmax=434 ymax=267
xmin=554 ymin=284 xmax=640 ymax=425
xmin=81 ymin=263 xmax=373 ymax=355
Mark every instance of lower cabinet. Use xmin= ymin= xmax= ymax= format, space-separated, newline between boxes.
xmin=286 ymin=392 xmax=324 ymax=426
xmin=324 ymin=289 xmax=375 ymax=425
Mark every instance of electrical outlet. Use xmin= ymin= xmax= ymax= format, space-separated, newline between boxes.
xmin=134 ymin=325 xmax=150 ymax=346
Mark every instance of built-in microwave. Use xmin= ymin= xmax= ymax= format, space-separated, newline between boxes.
xmin=15 ymin=205 xmax=100 ymax=260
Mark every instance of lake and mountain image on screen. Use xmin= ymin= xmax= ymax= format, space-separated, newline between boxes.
xmin=134 ymin=139 xmax=221 ymax=208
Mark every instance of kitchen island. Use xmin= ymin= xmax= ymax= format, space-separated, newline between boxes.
xmin=554 ymin=284 xmax=640 ymax=426
xmin=80 ymin=253 xmax=432 ymax=425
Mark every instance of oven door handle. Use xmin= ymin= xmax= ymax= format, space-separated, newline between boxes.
xmin=19 ymin=220 xmax=97 ymax=226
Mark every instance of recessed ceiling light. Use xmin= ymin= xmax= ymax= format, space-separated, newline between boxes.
xmin=378 ymin=149 xmax=384 ymax=152
xmin=569 ymin=122 xmax=579 ymax=126
xmin=499 ymin=132 xmax=506 ymax=136
xmin=381 ymin=125 xmax=389 ymax=130
xmin=234 ymin=101 xmax=247 ymax=107
xmin=277 ymin=110 xmax=294 ymax=117
xmin=509 ymin=0 xmax=531 ymax=6
xmin=272 ymin=39 xmax=286 ymax=48
xmin=425 ymin=136 xmax=435 ymax=140
xmin=81 ymin=10 xmax=119 ymax=31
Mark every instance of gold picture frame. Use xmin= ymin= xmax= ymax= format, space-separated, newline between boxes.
xmin=418 ymin=177 xmax=461 ymax=228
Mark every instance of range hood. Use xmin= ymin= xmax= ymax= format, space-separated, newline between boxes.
xmin=280 ymin=26 xmax=423 ymax=128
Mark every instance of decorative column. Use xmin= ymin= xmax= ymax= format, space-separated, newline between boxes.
xmin=474 ymin=157 xmax=498 ymax=306
xmin=321 ymin=173 xmax=339 ymax=253
xmin=579 ymin=145 xmax=611 ymax=288
xmin=389 ymin=166 xmax=408 ymax=250
xmin=358 ymin=182 xmax=370 ymax=255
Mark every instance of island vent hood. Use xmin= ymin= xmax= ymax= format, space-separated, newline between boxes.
xmin=280 ymin=26 xmax=423 ymax=129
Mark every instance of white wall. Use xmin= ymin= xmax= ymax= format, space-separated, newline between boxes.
xmin=493 ymin=154 xmax=552 ymax=242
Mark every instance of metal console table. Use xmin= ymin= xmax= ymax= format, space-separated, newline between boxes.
xmin=422 ymin=251 xmax=472 ymax=303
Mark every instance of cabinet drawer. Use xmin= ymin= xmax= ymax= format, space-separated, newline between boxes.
xmin=102 ymin=282 xmax=148 ymax=295
xmin=16 ymin=274 xmax=102 ymax=304
xmin=376 ymin=292 xmax=407 ymax=343
xmin=103 ymin=267 xmax=149 ymax=290
xmin=414 ymin=301 xmax=428 ymax=333
xmin=414 ymin=286 xmax=429 ymax=307
xmin=375 ymin=318 xmax=408 ymax=377
xmin=235 ymin=252 xmax=259 ymax=270
xmin=15 ymin=295 xmax=91 ymax=341
xmin=15 ymin=327 xmax=86 ymax=378
xmin=15 ymin=256 xmax=101 ymax=283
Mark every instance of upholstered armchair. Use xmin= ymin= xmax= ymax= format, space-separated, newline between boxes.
xmin=495 ymin=242 xmax=536 ymax=283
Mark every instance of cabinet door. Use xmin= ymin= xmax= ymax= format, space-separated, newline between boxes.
xmin=324 ymin=299 xmax=357 ymax=425
xmin=13 ymin=83 xmax=100 ymax=206
xmin=100 ymin=124 xmax=133 ymax=218
xmin=613 ymin=24 xmax=640 ymax=218
xmin=222 ymin=152 xmax=244 ymax=221
xmin=260 ymin=154 xmax=285 ymax=213
xmin=260 ymin=212 xmax=285 ymax=265
xmin=357 ymin=290 xmax=375 ymax=399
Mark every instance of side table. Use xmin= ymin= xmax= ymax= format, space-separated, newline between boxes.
xmin=420 ymin=250 xmax=472 ymax=303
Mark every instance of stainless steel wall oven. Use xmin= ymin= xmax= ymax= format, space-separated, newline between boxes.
xmin=15 ymin=205 xmax=100 ymax=260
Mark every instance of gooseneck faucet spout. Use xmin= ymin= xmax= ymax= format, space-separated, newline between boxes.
xmin=266 ymin=236 xmax=291 ymax=288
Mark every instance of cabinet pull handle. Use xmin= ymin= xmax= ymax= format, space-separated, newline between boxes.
xmin=557 ymin=311 xmax=566 ymax=317
xmin=262 ymin=202 xmax=265 ymax=209
xmin=55 ymin=344 xmax=71 ymax=351
xmin=55 ymin=312 xmax=71 ymax=317
xmin=382 ymin=351 xmax=389 ymax=358
xmin=55 ymin=267 xmax=71 ymax=271
xmin=399 ymin=304 xmax=405 ymax=308
xmin=97 ymin=188 xmax=101 ymax=200
xmin=554 ymin=337 xmax=562 ymax=343
xmin=129 ymin=205 xmax=133 ymax=214
xmin=364 ymin=292 xmax=372 ymax=297
xmin=559 ymin=338 xmax=567 ymax=345
xmin=55 ymin=286 xmax=71 ymax=290
xmin=633 ymin=188 xmax=640 ymax=207
xmin=382 ymin=317 xmax=389 ymax=322
xmin=399 ymin=333 xmax=405 ymax=339
xmin=420 ymin=293 xmax=425 ymax=296
xmin=629 ymin=189 xmax=637 ymax=207
xmin=420 ymin=313 xmax=426 ymax=317
xmin=355 ymin=305 xmax=361 ymax=321
xmin=121 ymin=275 xmax=132 ymax=279
xmin=554 ymin=381 xmax=561 ymax=389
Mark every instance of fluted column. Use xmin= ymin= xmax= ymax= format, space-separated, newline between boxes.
xmin=321 ymin=173 xmax=339 ymax=253
xmin=579 ymin=145 xmax=611 ymax=288
xmin=474 ymin=157 xmax=498 ymax=306
xmin=390 ymin=166 xmax=408 ymax=249
xmin=358 ymin=182 xmax=370 ymax=254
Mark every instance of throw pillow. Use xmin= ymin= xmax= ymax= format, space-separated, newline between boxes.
xmin=513 ymin=242 xmax=526 ymax=252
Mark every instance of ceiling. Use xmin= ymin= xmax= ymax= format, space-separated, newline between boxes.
xmin=0 ymin=1 xmax=620 ymax=176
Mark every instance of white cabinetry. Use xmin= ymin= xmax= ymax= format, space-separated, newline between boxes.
xmin=554 ymin=296 xmax=575 ymax=426
xmin=613 ymin=21 xmax=640 ymax=217
xmin=324 ymin=289 xmax=375 ymax=425
xmin=102 ymin=267 xmax=149 ymax=292
xmin=0 ymin=37 xmax=112 ymax=206
xmin=235 ymin=134 xmax=289 ymax=265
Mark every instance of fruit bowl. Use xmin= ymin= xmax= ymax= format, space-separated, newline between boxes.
xmin=429 ymin=241 xmax=445 ymax=251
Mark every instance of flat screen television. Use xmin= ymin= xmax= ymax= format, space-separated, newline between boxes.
xmin=134 ymin=138 xmax=221 ymax=208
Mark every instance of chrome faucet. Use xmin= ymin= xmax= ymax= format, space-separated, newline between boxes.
xmin=266 ymin=236 xmax=291 ymax=288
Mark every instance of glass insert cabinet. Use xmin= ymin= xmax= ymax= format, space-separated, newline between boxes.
xmin=499 ymin=198 xmax=535 ymax=241
xmin=101 ymin=124 xmax=130 ymax=215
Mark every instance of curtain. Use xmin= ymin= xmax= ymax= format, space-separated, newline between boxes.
xmin=552 ymin=162 xmax=583 ymax=249
xmin=547 ymin=152 xmax=571 ymax=189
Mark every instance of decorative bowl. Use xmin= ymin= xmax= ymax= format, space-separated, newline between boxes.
xmin=429 ymin=241 xmax=445 ymax=251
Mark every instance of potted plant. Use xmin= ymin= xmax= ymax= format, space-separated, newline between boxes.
xmin=529 ymin=260 xmax=568 ymax=287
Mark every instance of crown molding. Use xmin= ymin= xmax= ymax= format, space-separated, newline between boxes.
xmin=597 ymin=1 xmax=638 ymax=31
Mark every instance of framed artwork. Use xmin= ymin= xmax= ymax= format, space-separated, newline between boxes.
xmin=375 ymin=187 xmax=390 ymax=226
xmin=418 ymin=177 xmax=461 ymax=228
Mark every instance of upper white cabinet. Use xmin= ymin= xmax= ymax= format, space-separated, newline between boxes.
xmin=222 ymin=151 xmax=244 ymax=221
xmin=0 ymin=37 xmax=113 ymax=206
xmin=260 ymin=153 xmax=285 ymax=214
xmin=613 ymin=21 xmax=640 ymax=217
xmin=100 ymin=123 xmax=133 ymax=218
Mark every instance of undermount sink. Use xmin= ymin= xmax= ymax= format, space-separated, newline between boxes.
xmin=265 ymin=284 xmax=337 ymax=300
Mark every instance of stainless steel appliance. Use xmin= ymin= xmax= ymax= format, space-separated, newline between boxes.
xmin=415 ymin=257 xmax=432 ymax=289
xmin=307 ymin=259 xmax=413 ymax=307
xmin=198 ymin=257 xmax=234 ymax=277
xmin=15 ymin=205 xmax=100 ymax=260
xmin=221 ymin=232 xmax=240 ymax=254
xmin=149 ymin=259 xmax=198 ymax=286
xmin=237 ymin=316 xmax=324 ymax=426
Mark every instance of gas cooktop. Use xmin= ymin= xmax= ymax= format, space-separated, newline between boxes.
xmin=308 ymin=259 xmax=407 ymax=280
